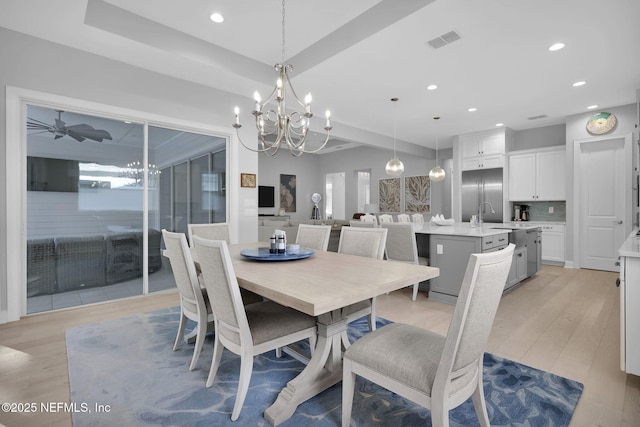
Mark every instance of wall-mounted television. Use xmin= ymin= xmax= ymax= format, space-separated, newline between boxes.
xmin=27 ymin=156 xmax=79 ymax=192
xmin=258 ymin=185 xmax=275 ymax=207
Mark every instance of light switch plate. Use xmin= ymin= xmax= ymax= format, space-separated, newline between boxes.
xmin=437 ymin=244 xmax=443 ymax=254
xmin=548 ymin=206 xmax=554 ymax=213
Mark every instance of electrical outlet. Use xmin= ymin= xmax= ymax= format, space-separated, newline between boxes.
xmin=437 ymin=244 xmax=443 ymax=254
xmin=548 ymin=206 xmax=554 ymax=214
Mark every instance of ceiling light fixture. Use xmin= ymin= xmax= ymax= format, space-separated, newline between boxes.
xmin=385 ymin=98 xmax=404 ymax=176
xmin=572 ymin=81 xmax=586 ymax=87
xmin=495 ymin=123 xmax=504 ymax=127
xmin=467 ymin=107 xmax=477 ymax=112
xmin=426 ymin=84 xmax=438 ymax=91
xmin=587 ymin=104 xmax=599 ymax=110
xmin=548 ymin=42 xmax=565 ymax=51
xmin=429 ymin=116 xmax=445 ymax=182
xmin=210 ymin=12 xmax=224 ymax=23
xmin=233 ymin=0 xmax=331 ymax=156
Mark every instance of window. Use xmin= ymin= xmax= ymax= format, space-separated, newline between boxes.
xmin=356 ymin=170 xmax=371 ymax=213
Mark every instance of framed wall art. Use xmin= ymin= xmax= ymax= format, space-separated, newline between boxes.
xmin=280 ymin=174 xmax=297 ymax=212
xmin=379 ymin=178 xmax=401 ymax=212
xmin=240 ymin=173 xmax=256 ymax=188
xmin=404 ymin=175 xmax=431 ymax=213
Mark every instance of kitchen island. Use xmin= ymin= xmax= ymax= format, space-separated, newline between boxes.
xmin=414 ymin=222 xmax=540 ymax=303
xmin=618 ymin=228 xmax=640 ymax=375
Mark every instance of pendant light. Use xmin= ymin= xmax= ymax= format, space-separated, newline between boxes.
xmin=429 ymin=116 xmax=445 ymax=182
xmin=385 ymin=98 xmax=405 ymax=176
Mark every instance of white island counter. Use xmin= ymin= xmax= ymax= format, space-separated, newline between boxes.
xmin=618 ymin=227 xmax=640 ymax=375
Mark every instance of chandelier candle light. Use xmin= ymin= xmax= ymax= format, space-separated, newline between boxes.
xmin=385 ymin=97 xmax=405 ymax=176
xmin=233 ymin=0 xmax=332 ymax=156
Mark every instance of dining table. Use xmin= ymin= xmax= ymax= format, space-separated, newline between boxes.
xmin=228 ymin=242 xmax=440 ymax=426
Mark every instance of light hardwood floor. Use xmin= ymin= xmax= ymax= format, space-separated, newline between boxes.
xmin=0 ymin=265 xmax=638 ymax=426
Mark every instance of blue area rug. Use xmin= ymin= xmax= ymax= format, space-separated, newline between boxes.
xmin=66 ymin=307 xmax=583 ymax=426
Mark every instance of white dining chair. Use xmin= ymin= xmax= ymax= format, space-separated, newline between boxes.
xmin=295 ymin=224 xmax=332 ymax=251
xmin=342 ymin=244 xmax=515 ymax=427
xmin=161 ymin=229 xmax=214 ymax=371
xmin=193 ymin=236 xmax=318 ymax=422
xmin=411 ymin=213 xmax=424 ymax=224
xmin=381 ymin=222 xmax=426 ymax=301
xmin=338 ymin=226 xmax=388 ymax=347
xmin=396 ymin=214 xmax=411 ymax=223
xmin=188 ymin=222 xmax=230 ymax=245
xmin=360 ymin=213 xmax=378 ymax=225
xmin=377 ymin=214 xmax=394 ymax=223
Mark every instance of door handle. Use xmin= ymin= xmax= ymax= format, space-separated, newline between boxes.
xmin=615 ymin=220 xmax=623 ymax=224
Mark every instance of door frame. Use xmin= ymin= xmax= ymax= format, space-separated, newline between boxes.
xmin=572 ymin=132 xmax=632 ymax=270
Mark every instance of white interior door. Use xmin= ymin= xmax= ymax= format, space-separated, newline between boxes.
xmin=577 ymin=136 xmax=629 ymax=271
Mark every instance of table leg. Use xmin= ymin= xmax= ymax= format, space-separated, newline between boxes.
xmin=264 ymin=310 xmax=347 ymax=426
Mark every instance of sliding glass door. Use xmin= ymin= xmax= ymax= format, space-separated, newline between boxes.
xmin=25 ymin=105 xmax=227 ymax=313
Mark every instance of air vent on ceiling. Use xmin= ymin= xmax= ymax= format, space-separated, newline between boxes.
xmin=527 ymin=114 xmax=548 ymax=120
xmin=427 ymin=30 xmax=461 ymax=49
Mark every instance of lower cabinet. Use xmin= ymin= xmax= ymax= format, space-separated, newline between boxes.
xmin=429 ymin=233 xmax=508 ymax=304
xmin=506 ymin=246 xmax=527 ymax=290
xmin=540 ymin=224 xmax=565 ymax=264
xmin=619 ymin=254 xmax=640 ymax=375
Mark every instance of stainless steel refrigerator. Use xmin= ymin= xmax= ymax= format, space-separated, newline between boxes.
xmin=461 ymin=168 xmax=503 ymax=223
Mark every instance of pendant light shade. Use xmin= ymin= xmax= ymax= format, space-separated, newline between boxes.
xmin=385 ymin=98 xmax=404 ymax=176
xmin=429 ymin=116 xmax=445 ymax=182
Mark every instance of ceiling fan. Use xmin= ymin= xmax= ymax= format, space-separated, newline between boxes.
xmin=27 ymin=110 xmax=113 ymax=142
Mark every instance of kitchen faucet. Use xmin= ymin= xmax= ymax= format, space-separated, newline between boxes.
xmin=477 ymin=201 xmax=495 ymax=226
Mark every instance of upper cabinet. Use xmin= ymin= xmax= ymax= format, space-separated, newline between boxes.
xmin=508 ymin=146 xmax=566 ymax=201
xmin=460 ymin=129 xmax=511 ymax=171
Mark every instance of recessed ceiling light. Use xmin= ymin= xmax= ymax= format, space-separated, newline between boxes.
xmin=572 ymin=81 xmax=586 ymax=87
xmin=587 ymin=104 xmax=599 ymax=110
xmin=210 ymin=12 xmax=224 ymax=23
xmin=426 ymin=84 xmax=438 ymax=91
xmin=467 ymin=107 xmax=477 ymax=112
xmin=549 ymin=42 xmax=565 ymax=51
xmin=495 ymin=123 xmax=504 ymax=127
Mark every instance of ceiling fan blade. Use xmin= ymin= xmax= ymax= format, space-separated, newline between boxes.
xmin=27 ymin=117 xmax=54 ymax=129
xmin=65 ymin=130 xmax=86 ymax=142
xmin=66 ymin=124 xmax=111 ymax=142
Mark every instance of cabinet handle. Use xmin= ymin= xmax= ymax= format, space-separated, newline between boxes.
xmin=616 ymin=278 xmax=620 ymax=287
xmin=615 ymin=261 xmax=621 ymax=266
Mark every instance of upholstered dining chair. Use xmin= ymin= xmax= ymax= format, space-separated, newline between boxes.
xmin=360 ymin=213 xmax=378 ymax=225
xmin=396 ymin=213 xmax=411 ymax=223
xmin=342 ymin=244 xmax=515 ymax=427
xmin=377 ymin=214 xmax=394 ymax=223
xmin=381 ymin=223 xmax=427 ymax=301
xmin=338 ymin=226 xmax=388 ymax=346
xmin=188 ymin=222 xmax=230 ymax=245
xmin=411 ymin=213 xmax=424 ymax=223
xmin=192 ymin=236 xmax=318 ymax=421
xmin=161 ymin=229 xmax=214 ymax=371
xmin=295 ymin=224 xmax=332 ymax=251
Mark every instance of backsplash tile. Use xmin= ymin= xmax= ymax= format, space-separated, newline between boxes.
xmin=510 ymin=201 xmax=566 ymax=222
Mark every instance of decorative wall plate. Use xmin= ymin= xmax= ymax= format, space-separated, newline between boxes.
xmin=586 ymin=112 xmax=617 ymax=135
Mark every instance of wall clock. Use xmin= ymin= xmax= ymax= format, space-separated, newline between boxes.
xmin=586 ymin=112 xmax=617 ymax=135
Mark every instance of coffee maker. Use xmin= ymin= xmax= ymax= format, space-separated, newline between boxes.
xmin=513 ymin=204 xmax=529 ymax=221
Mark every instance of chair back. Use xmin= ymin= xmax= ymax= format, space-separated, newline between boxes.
xmin=161 ymin=230 xmax=205 ymax=313
xmin=295 ymin=224 xmax=332 ymax=251
xmin=378 ymin=214 xmax=394 ymax=223
xmin=349 ymin=220 xmax=375 ymax=228
xmin=360 ymin=214 xmax=378 ymax=225
xmin=434 ymin=244 xmax=515 ymax=393
xmin=411 ymin=213 xmax=424 ymax=223
xmin=381 ymin=223 xmax=418 ymax=264
xmin=338 ymin=226 xmax=388 ymax=260
xmin=188 ymin=223 xmax=230 ymax=246
xmin=193 ymin=236 xmax=251 ymax=349
xmin=396 ymin=214 xmax=411 ymax=223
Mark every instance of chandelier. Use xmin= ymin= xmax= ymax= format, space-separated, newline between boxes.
xmin=429 ymin=116 xmax=445 ymax=182
xmin=233 ymin=0 xmax=332 ymax=157
xmin=123 ymin=161 xmax=161 ymax=187
xmin=385 ymin=98 xmax=405 ymax=176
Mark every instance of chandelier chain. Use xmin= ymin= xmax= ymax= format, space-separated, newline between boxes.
xmin=281 ymin=0 xmax=286 ymax=63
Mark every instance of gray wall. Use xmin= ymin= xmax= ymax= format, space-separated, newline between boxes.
xmin=512 ymin=124 xmax=566 ymax=151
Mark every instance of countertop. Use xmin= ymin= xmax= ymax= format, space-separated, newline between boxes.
xmin=618 ymin=227 xmax=640 ymax=258
xmin=414 ymin=222 xmax=541 ymax=237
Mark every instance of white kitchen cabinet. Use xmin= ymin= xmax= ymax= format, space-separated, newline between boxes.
xmin=618 ymin=230 xmax=640 ymax=375
xmin=508 ymin=147 xmax=565 ymax=201
xmin=460 ymin=130 xmax=507 ymax=171
xmin=537 ymin=223 xmax=565 ymax=263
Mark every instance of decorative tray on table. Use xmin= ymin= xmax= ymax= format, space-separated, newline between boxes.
xmin=240 ymin=247 xmax=315 ymax=261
